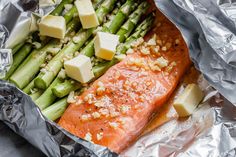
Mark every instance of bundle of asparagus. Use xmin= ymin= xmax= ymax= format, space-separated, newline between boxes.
xmin=6 ymin=0 xmax=155 ymax=121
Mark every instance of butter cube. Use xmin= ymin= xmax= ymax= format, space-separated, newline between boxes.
xmin=94 ymin=32 xmax=119 ymax=60
xmin=75 ymin=0 xmax=99 ymax=29
xmin=173 ymin=84 xmax=204 ymax=117
xmin=64 ymin=55 xmax=94 ymax=83
xmin=39 ymin=15 xmax=66 ymax=39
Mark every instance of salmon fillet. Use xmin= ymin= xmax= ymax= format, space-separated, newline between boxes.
xmin=59 ymin=9 xmax=191 ymax=153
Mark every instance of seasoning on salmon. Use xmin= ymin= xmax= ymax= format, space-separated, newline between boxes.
xmin=58 ymin=9 xmax=191 ymax=153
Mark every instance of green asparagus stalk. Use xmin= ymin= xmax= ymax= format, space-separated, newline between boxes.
xmin=7 ymin=0 xmax=73 ymax=80
xmin=51 ymin=80 xmax=82 ymax=98
xmin=9 ymin=9 xmax=81 ymax=89
xmin=117 ymin=13 xmax=155 ymax=54
xmin=51 ymin=57 xmax=118 ymax=98
xmin=51 ymin=2 xmax=148 ymax=97
xmin=116 ymin=1 xmax=149 ymax=42
xmin=44 ymin=13 xmax=155 ymax=121
xmin=4 ymin=44 xmax=32 ymax=80
xmin=64 ymin=6 xmax=77 ymax=23
xmin=81 ymin=0 xmax=138 ymax=57
xmin=35 ymin=77 xmax=63 ymax=110
xmin=12 ymin=42 xmax=25 ymax=55
xmin=92 ymin=58 xmax=118 ymax=78
xmin=49 ymin=2 xmax=125 ymax=98
xmin=50 ymin=0 xmax=74 ymax=16
xmin=34 ymin=0 xmax=117 ymax=89
xmin=93 ymin=0 xmax=105 ymax=9
xmin=29 ymin=90 xmax=43 ymax=101
xmin=42 ymin=98 xmax=68 ymax=121
xmin=42 ymin=59 xmax=117 ymax=121
xmin=23 ymin=78 xmax=36 ymax=94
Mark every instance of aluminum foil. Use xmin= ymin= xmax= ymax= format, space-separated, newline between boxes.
xmin=0 ymin=80 xmax=117 ymax=157
xmin=154 ymin=0 xmax=236 ymax=104
xmin=1 ymin=0 xmax=236 ymax=157
xmin=121 ymin=73 xmax=236 ymax=157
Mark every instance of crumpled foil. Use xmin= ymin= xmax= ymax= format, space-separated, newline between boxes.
xmin=0 ymin=80 xmax=117 ymax=157
xmin=121 ymin=74 xmax=236 ymax=157
xmin=154 ymin=0 xmax=236 ymax=105
xmin=1 ymin=0 xmax=236 ymax=157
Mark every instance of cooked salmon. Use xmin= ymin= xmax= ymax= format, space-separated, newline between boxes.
xmin=59 ymin=9 xmax=191 ymax=153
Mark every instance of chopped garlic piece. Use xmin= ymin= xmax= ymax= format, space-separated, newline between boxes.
xmin=96 ymin=132 xmax=103 ymax=141
xmin=92 ymin=112 xmax=101 ymax=119
xmin=64 ymin=4 xmax=73 ymax=11
xmin=126 ymin=48 xmax=134 ymax=54
xmin=161 ymin=46 xmax=167 ymax=51
xmin=32 ymin=42 xmax=41 ymax=49
xmin=67 ymin=91 xmax=76 ymax=103
xmin=120 ymin=105 xmax=131 ymax=114
xmin=99 ymin=108 xmax=109 ymax=116
xmin=115 ymin=54 xmax=126 ymax=61
xmin=155 ymin=57 xmax=169 ymax=68
xmin=81 ymin=114 xmax=91 ymax=121
xmin=147 ymin=36 xmax=157 ymax=46
xmin=84 ymin=132 xmax=92 ymax=142
xmin=109 ymin=122 xmax=118 ymax=129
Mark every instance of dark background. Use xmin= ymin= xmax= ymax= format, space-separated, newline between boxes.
xmin=0 ymin=122 xmax=45 ymax=157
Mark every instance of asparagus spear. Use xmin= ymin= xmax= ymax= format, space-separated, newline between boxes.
xmin=29 ymin=90 xmax=43 ymax=101
xmin=52 ymin=2 xmax=148 ymax=97
xmin=4 ymin=44 xmax=32 ymax=80
xmin=34 ymin=0 xmax=117 ymax=90
xmin=23 ymin=77 xmax=36 ymax=94
xmin=42 ymin=98 xmax=68 ymax=122
xmin=64 ymin=6 xmax=77 ymax=23
xmin=35 ymin=77 xmax=63 ymax=110
xmin=48 ymin=2 xmax=125 ymax=98
xmin=50 ymin=0 xmax=74 ymax=16
xmin=10 ymin=0 xmax=73 ymax=57
xmin=81 ymin=0 xmax=138 ymax=57
xmin=12 ymin=42 xmax=25 ymax=55
xmin=116 ymin=1 xmax=149 ymax=42
xmin=9 ymin=8 xmax=81 ymax=89
xmin=45 ymin=14 xmax=155 ymax=121
xmin=117 ymin=13 xmax=155 ymax=54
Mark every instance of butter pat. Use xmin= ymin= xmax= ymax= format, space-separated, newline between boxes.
xmin=94 ymin=32 xmax=119 ymax=60
xmin=64 ymin=55 xmax=94 ymax=83
xmin=39 ymin=15 xmax=66 ymax=39
xmin=75 ymin=0 xmax=99 ymax=29
xmin=173 ymin=84 xmax=204 ymax=117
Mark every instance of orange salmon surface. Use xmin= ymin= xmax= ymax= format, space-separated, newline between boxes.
xmin=59 ymin=8 xmax=191 ymax=153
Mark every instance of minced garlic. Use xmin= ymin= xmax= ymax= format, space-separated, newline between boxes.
xmin=96 ymin=132 xmax=103 ymax=141
xmin=92 ymin=112 xmax=101 ymax=119
xmin=109 ymin=122 xmax=118 ymax=129
xmin=84 ymin=132 xmax=92 ymax=142
xmin=155 ymin=57 xmax=169 ymax=68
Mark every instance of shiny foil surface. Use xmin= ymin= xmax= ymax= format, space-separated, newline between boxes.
xmin=0 ymin=0 xmax=236 ymax=157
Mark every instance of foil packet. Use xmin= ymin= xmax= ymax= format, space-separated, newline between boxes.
xmin=1 ymin=0 xmax=236 ymax=157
